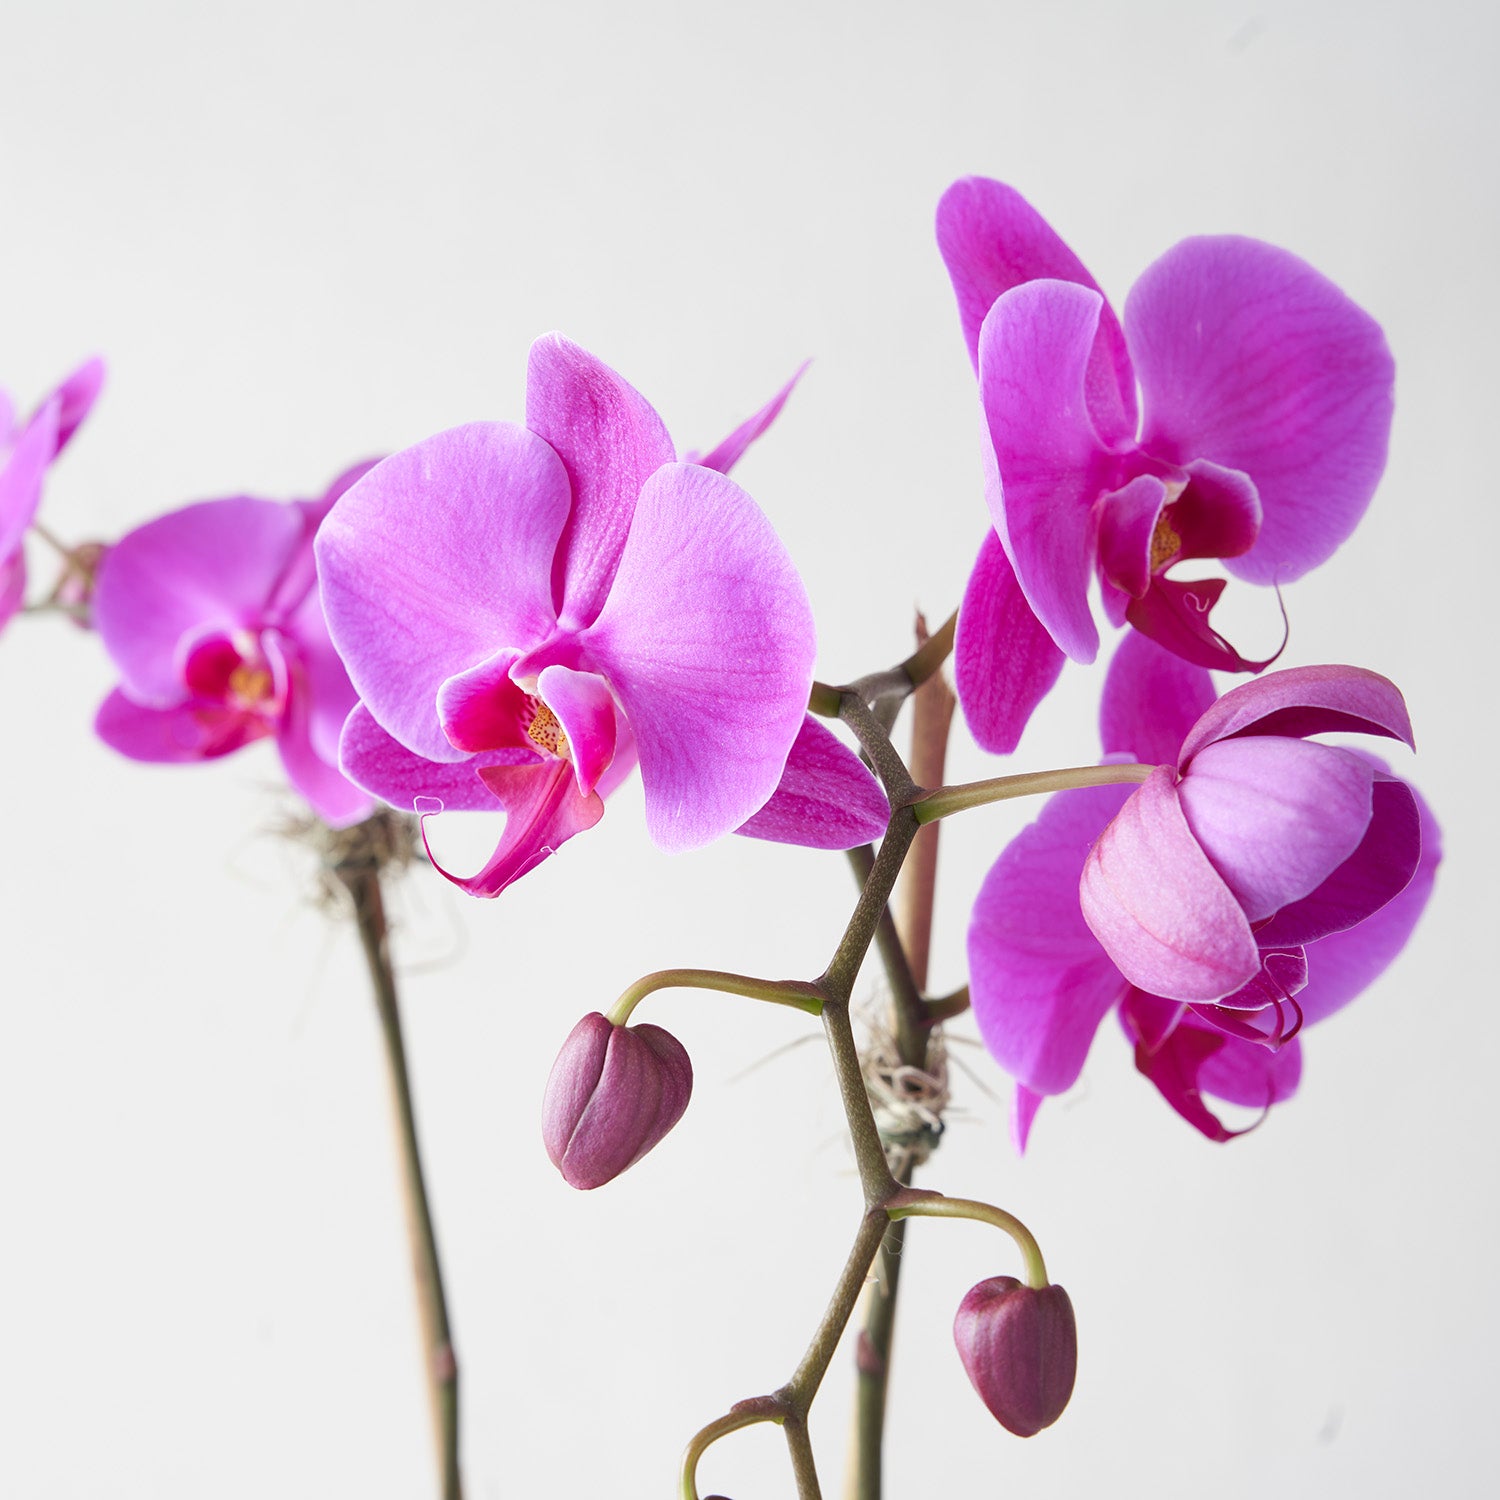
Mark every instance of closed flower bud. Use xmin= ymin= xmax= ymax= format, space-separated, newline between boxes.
xmin=954 ymin=1277 xmax=1077 ymax=1437
xmin=542 ymin=1012 xmax=693 ymax=1190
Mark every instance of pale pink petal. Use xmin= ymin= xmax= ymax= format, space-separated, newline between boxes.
xmin=537 ymin=665 xmax=621 ymax=796
xmin=52 ymin=356 xmax=106 ymax=451
xmin=1178 ymin=664 xmax=1414 ymax=765
xmin=286 ymin=587 xmax=363 ymax=767
xmin=969 ymin=784 xmax=1135 ymax=1096
xmin=1099 ymin=631 xmax=1215 ymax=766
xmin=1176 ymin=738 xmax=1375 ymax=923
xmin=937 ymin=176 xmax=1137 ymax=442
xmin=525 ymin=334 xmax=677 ymax=628
xmin=580 ymin=462 xmax=814 ymax=853
xmin=0 ymin=548 xmax=25 ymax=630
xmin=1126 ymin=236 xmax=1394 ymax=583
xmin=954 ymin=530 xmax=1067 ymax=755
xmin=0 ymin=398 xmax=60 ymax=558
xmin=693 ymin=362 xmax=809 ymax=475
xmin=94 ymin=498 xmax=305 ymax=704
xmin=977 ymin=280 xmax=1112 ymax=663
xmin=315 ymin=423 xmax=570 ymax=762
xmin=735 ymin=714 xmax=889 ymax=850
xmin=276 ymin=681 xmax=373 ymax=828
xmin=1081 ymin=767 xmax=1260 ymax=1002
xmin=1011 ymin=1085 xmax=1045 ymax=1154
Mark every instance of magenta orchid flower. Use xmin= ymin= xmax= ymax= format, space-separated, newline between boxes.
xmin=968 ymin=634 xmax=1438 ymax=1146
xmin=937 ymin=176 xmax=1394 ymax=752
xmin=93 ymin=464 xmax=378 ymax=828
xmin=316 ymin=335 xmax=882 ymax=897
xmin=0 ymin=358 xmax=105 ymax=628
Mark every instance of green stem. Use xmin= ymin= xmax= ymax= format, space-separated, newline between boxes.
xmin=914 ymin=762 xmax=1155 ymax=824
xmin=680 ymin=1404 xmax=784 ymax=1500
xmin=887 ymin=1190 xmax=1049 ymax=1289
xmin=335 ymin=857 xmax=462 ymax=1500
xmin=606 ymin=968 xmax=825 ymax=1027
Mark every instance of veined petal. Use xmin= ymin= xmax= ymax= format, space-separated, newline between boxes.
xmin=1293 ymin=775 xmax=1440 ymax=1026
xmin=969 ymin=783 xmax=1135 ymax=1096
xmin=0 ymin=397 xmax=61 ymax=558
xmin=936 ymin=177 xmax=1137 ymax=442
xmin=693 ymin=362 xmax=809 ymax=475
xmin=286 ymin=586 xmax=363 ymax=767
xmin=1176 ymin=738 xmax=1374 ymax=923
xmin=94 ymin=498 xmax=306 ymax=704
xmin=525 ymin=334 xmax=677 ymax=628
xmin=1099 ymin=631 xmax=1215 ymax=766
xmin=340 ymin=702 xmax=531 ymax=810
xmin=423 ymin=760 xmax=605 ymax=898
xmin=954 ymin=530 xmax=1067 ymax=754
xmin=1081 ymin=767 xmax=1260 ymax=1002
xmin=1127 ymin=236 xmax=1394 ymax=583
xmin=581 ymin=462 xmax=814 ymax=853
xmin=315 ymin=423 xmax=570 ymax=762
xmin=1256 ymin=773 xmax=1422 ymax=948
xmin=1173 ymin=460 xmax=1261 ymax=560
xmin=977 ymin=279 xmax=1112 ymax=663
xmin=1178 ymin=664 xmax=1414 ymax=764
xmin=735 ymin=714 xmax=889 ymax=850
xmin=437 ymin=648 xmax=533 ymax=755
xmin=1125 ymin=574 xmax=1284 ymax=673
xmin=537 ymin=664 xmax=620 ymax=796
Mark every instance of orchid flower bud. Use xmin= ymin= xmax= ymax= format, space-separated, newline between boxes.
xmin=542 ymin=1012 xmax=693 ymax=1190
xmin=953 ymin=1276 xmax=1077 ymax=1437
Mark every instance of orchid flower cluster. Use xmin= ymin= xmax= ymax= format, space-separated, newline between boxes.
xmin=6 ymin=175 xmax=1436 ymax=1499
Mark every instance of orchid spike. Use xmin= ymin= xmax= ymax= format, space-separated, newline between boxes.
xmin=0 ymin=358 xmax=105 ymax=629
xmin=968 ymin=633 xmax=1439 ymax=1145
xmin=92 ymin=463 xmax=377 ymax=828
xmin=937 ymin=176 xmax=1394 ymax=751
xmin=319 ymin=335 xmax=880 ymax=898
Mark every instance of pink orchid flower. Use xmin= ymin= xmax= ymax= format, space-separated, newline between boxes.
xmin=93 ymin=465 xmax=378 ymax=828
xmin=937 ymin=177 xmax=1394 ymax=752
xmin=316 ymin=335 xmax=886 ymax=897
xmin=0 ymin=358 xmax=105 ymax=628
xmin=968 ymin=634 xmax=1438 ymax=1146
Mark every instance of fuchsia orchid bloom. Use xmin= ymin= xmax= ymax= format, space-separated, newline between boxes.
xmin=968 ymin=634 xmax=1439 ymax=1146
xmin=0 ymin=358 xmax=105 ymax=628
xmin=316 ymin=335 xmax=886 ymax=896
xmin=93 ymin=465 xmax=378 ymax=828
xmin=937 ymin=177 xmax=1395 ymax=752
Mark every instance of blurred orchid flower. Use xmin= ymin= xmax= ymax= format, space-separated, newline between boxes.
xmin=0 ymin=358 xmax=104 ymax=628
xmin=93 ymin=464 xmax=377 ymax=828
xmin=318 ymin=335 xmax=884 ymax=897
xmin=937 ymin=177 xmax=1393 ymax=751
xmin=968 ymin=634 xmax=1438 ymax=1146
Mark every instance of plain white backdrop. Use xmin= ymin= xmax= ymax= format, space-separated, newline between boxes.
xmin=2 ymin=1 xmax=1493 ymax=1496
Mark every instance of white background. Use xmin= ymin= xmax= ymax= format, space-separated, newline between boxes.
xmin=1 ymin=2 xmax=1493 ymax=1496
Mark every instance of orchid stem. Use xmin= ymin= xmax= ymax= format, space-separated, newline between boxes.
xmin=914 ymin=762 xmax=1155 ymax=823
xmin=680 ymin=1404 xmax=784 ymax=1499
xmin=335 ymin=853 xmax=462 ymax=1500
xmin=606 ymin=968 xmax=825 ymax=1028
xmin=887 ymin=1190 xmax=1049 ymax=1289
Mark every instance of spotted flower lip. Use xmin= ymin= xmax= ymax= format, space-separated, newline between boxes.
xmin=0 ymin=357 xmax=105 ymax=629
xmin=937 ymin=176 xmax=1395 ymax=752
xmin=92 ymin=464 xmax=377 ymax=828
xmin=968 ymin=634 xmax=1439 ymax=1146
xmin=317 ymin=335 xmax=880 ymax=897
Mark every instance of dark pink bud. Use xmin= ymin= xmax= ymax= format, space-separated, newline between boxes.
xmin=953 ymin=1277 xmax=1077 ymax=1437
xmin=542 ymin=1012 xmax=693 ymax=1190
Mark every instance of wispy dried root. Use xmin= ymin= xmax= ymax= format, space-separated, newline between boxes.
xmin=857 ymin=996 xmax=950 ymax=1174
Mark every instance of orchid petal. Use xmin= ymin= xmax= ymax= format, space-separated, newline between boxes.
xmin=95 ymin=688 xmax=270 ymax=762
xmin=423 ymin=761 xmax=605 ymax=898
xmin=1172 ymin=460 xmax=1261 ymax=560
xmin=694 ymin=362 xmax=809 ymax=475
xmin=1294 ymin=775 xmax=1440 ymax=1026
xmin=735 ymin=714 xmax=889 ymax=850
xmin=537 ymin=665 xmax=621 ymax=797
xmin=286 ymin=588 xmax=363 ymax=767
xmin=936 ymin=176 xmax=1137 ymax=442
xmin=969 ymin=783 xmax=1134 ymax=1096
xmin=1178 ymin=664 xmax=1414 ymax=764
xmin=525 ymin=334 xmax=676 ymax=628
xmin=1099 ymin=631 xmax=1215 ymax=766
xmin=954 ymin=530 xmax=1067 ymax=754
xmin=52 ymin=356 xmax=106 ymax=451
xmin=339 ymin=702 xmax=530 ymax=811
xmin=0 ymin=398 xmax=60 ymax=557
xmin=436 ymin=649 xmax=533 ymax=755
xmin=276 ymin=683 xmax=373 ymax=829
xmin=1081 ymin=767 xmax=1260 ymax=1002
xmin=1126 ymin=236 xmax=1394 ymax=583
xmin=977 ymin=279 xmax=1111 ymax=662
xmin=1256 ymin=774 xmax=1421 ymax=948
xmin=1011 ymin=1085 xmax=1045 ymax=1154
xmin=1095 ymin=474 xmax=1168 ymax=600
xmin=315 ymin=423 xmax=570 ymax=762
xmin=1176 ymin=738 xmax=1374 ymax=923
xmin=94 ymin=498 xmax=306 ymax=704
xmin=1125 ymin=574 xmax=1283 ymax=673
xmin=581 ymin=462 xmax=814 ymax=853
